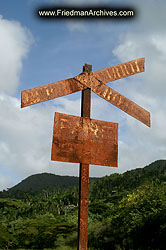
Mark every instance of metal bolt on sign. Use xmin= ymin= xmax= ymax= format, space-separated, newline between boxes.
xmin=21 ymin=58 xmax=150 ymax=250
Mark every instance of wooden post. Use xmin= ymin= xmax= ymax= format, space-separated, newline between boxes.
xmin=77 ymin=64 xmax=92 ymax=250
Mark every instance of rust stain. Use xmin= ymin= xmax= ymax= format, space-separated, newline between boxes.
xmin=120 ymin=65 xmax=126 ymax=77
xmin=90 ymin=123 xmax=99 ymax=136
xmin=115 ymin=66 xmax=121 ymax=78
xmin=51 ymin=112 xmax=118 ymax=167
xmin=129 ymin=63 xmax=135 ymax=73
xmin=135 ymin=60 xmax=140 ymax=72
xmin=123 ymin=64 xmax=130 ymax=75
xmin=46 ymin=88 xmax=50 ymax=96
xmin=112 ymin=67 xmax=117 ymax=79
xmin=60 ymin=118 xmax=68 ymax=129
xmin=103 ymin=88 xmax=109 ymax=98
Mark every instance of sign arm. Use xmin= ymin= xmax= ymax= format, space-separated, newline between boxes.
xmin=21 ymin=77 xmax=87 ymax=108
xmin=21 ymin=58 xmax=145 ymax=108
xmin=92 ymin=80 xmax=150 ymax=127
xmin=92 ymin=57 xmax=145 ymax=84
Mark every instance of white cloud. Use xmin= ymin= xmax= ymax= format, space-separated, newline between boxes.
xmin=66 ymin=21 xmax=87 ymax=32
xmin=0 ymin=94 xmax=56 ymax=173
xmin=0 ymin=173 xmax=13 ymax=190
xmin=113 ymin=33 xmax=166 ymax=97
xmin=111 ymin=0 xmax=166 ymax=173
xmin=53 ymin=95 xmax=81 ymax=115
xmin=138 ymin=0 xmax=166 ymax=33
xmin=0 ymin=16 xmax=33 ymax=94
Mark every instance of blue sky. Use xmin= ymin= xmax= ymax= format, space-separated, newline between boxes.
xmin=0 ymin=0 xmax=166 ymax=190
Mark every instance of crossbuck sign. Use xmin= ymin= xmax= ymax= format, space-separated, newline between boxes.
xmin=21 ymin=58 xmax=150 ymax=250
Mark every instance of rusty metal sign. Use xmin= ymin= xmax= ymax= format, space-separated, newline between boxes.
xmin=51 ymin=112 xmax=118 ymax=167
xmin=75 ymin=73 xmax=150 ymax=127
xmin=93 ymin=57 xmax=144 ymax=83
xmin=21 ymin=58 xmax=151 ymax=250
xmin=21 ymin=58 xmax=150 ymax=128
xmin=21 ymin=78 xmax=86 ymax=108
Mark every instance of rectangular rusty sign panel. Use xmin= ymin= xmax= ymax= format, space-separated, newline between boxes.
xmin=51 ymin=112 xmax=118 ymax=167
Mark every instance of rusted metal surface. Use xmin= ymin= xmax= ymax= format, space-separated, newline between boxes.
xmin=93 ymin=57 xmax=145 ymax=84
xmin=74 ymin=63 xmax=150 ymax=127
xmin=78 ymin=63 xmax=92 ymax=250
xmin=21 ymin=58 xmax=145 ymax=108
xmin=21 ymin=78 xmax=86 ymax=108
xmin=91 ymin=79 xmax=150 ymax=127
xmin=51 ymin=112 xmax=118 ymax=166
xmin=78 ymin=162 xmax=89 ymax=250
xmin=74 ymin=58 xmax=145 ymax=88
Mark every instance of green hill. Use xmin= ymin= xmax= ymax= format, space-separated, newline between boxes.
xmin=0 ymin=159 xmax=165 ymax=250
xmin=9 ymin=173 xmax=79 ymax=192
xmin=8 ymin=173 xmax=99 ymax=194
xmin=7 ymin=159 xmax=166 ymax=196
xmin=90 ymin=159 xmax=166 ymax=199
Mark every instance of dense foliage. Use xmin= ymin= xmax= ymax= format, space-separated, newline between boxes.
xmin=0 ymin=160 xmax=166 ymax=249
xmin=5 ymin=172 xmax=98 ymax=195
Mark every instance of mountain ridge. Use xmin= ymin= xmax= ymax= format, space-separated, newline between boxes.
xmin=8 ymin=172 xmax=99 ymax=193
xmin=8 ymin=159 xmax=166 ymax=193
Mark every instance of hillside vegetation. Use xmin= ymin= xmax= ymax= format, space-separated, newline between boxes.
xmin=7 ymin=173 xmax=99 ymax=195
xmin=0 ymin=160 xmax=166 ymax=250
